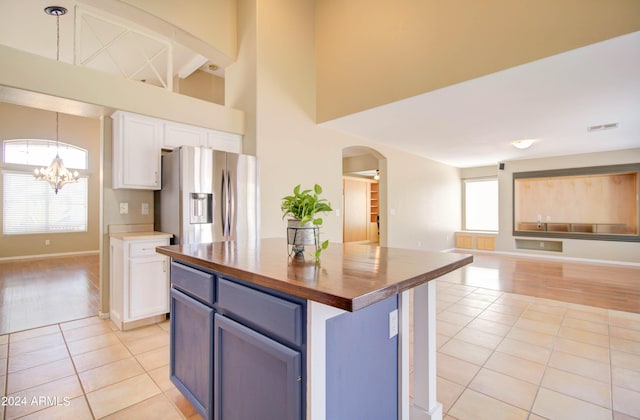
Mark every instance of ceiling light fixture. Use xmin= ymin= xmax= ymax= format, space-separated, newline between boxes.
xmin=511 ymin=139 xmax=535 ymax=150
xmin=34 ymin=6 xmax=79 ymax=194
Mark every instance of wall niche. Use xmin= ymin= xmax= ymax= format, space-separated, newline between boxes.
xmin=513 ymin=163 xmax=639 ymax=242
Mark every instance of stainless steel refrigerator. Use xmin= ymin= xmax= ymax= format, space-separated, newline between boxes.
xmin=155 ymin=146 xmax=259 ymax=245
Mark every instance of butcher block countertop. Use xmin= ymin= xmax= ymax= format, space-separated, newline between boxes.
xmin=156 ymin=238 xmax=473 ymax=312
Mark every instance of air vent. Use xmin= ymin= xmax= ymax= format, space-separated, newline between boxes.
xmin=587 ymin=123 xmax=619 ymax=132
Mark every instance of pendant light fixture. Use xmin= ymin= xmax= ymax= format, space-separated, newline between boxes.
xmin=33 ymin=6 xmax=79 ymax=194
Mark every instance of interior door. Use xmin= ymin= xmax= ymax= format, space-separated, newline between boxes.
xmin=343 ymin=178 xmax=369 ymax=242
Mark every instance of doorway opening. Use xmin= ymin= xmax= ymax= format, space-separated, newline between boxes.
xmin=342 ymin=146 xmax=387 ymax=246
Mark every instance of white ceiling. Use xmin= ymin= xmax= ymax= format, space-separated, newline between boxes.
xmin=324 ymin=31 xmax=640 ymax=168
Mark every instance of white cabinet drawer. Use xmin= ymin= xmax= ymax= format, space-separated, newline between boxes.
xmin=129 ymin=240 xmax=168 ymax=257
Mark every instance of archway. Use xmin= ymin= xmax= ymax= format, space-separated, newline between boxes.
xmin=341 ymin=146 xmax=387 ymax=246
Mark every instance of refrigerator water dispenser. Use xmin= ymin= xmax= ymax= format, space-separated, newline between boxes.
xmin=190 ymin=193 xmax=213 ymax=224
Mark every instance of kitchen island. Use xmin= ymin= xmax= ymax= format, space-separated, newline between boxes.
xmin=157 ymin=238 xmax=472 ymax=420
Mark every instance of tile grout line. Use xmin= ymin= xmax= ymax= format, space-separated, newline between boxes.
xmin=523 ymin=299 xmax=568 ymax=418
xmin=58 ymin=322 xmax=98 ymax=420
xmin=438 ymin=286 xmax=538 ymax=417
xmin=606 ymin=308 xmax=614 ymax=418
xmin=2 ymin=338 xmax=8 ymax=420
xmin=433 ymin=282 xmax=479 ymax=416
xmin=412 ymin=278 xmax=636 ymax=418
xmin=455 ymin=293 xmax=537 ymax=417
xmin=79 ymin=323 xmax=186 ymax=419
xmin=440 ymin=287 xmax=623 ymax=418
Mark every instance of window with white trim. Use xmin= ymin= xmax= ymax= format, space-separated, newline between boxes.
xmin=463 ymin=177 xmax=498 ymax=231
xmin=2 ymin=139 xmax=88 ymax=235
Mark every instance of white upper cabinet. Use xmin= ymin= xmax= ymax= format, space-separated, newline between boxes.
xmin=112 ymin=111 xmax=244 ymax=190
xmin=164 ymin=122 xmax=207 ymax=149
xmin=207 ymin=130 xmax=242 ymax=153
xmin=112 ymin=111 xmax=162 ymax=190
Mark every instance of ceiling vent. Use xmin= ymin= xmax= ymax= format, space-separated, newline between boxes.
xmin=587 ymin=122 xmax=619 ymax=132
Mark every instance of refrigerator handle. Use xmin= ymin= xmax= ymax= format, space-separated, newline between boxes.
xmin=220 ymin=169 xmax=227 ymax=237
xmin=227 ymin=169 xmax=233 ymax=238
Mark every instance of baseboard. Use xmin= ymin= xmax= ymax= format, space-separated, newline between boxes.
xmin=0 ymin=250 xmax=99 ymax=262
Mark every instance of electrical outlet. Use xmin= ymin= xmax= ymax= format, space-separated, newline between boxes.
xmin=45 ymin=239 xmax=50 ymax=246
xmin=389 ymin=309 xmax=398 ymax=338
xmin=540 ymin=242 xmax=545 ymax=248
xmin=119 ymin=202 xmax=128 ymax=215
xmin=141 ymin=202 xmax=149 ymax=215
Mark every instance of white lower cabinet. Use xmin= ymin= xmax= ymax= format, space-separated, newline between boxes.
xmin=110 ymin=236 xmax=171 ymax=330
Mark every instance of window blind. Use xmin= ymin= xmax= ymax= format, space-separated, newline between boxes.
xmin=3 ymin=171 xmax=88 ymax=235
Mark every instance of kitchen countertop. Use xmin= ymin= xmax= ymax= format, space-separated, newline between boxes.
xmin=110 ymin=231 xmax=173 ymax=241
xmin=156 ymin=238 xmax=472 ymax=311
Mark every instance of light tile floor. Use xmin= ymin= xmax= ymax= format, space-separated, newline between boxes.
xmin=435 ymin=278 xmax=640 ymax=420
xmin=0 ymin=317 xmax=200 ymax=420
xmin=0 ymin=278 xmax=639 ymax=419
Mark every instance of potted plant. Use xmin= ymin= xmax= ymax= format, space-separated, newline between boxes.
xmin=281 ymin=184 xmax=332 ymax=259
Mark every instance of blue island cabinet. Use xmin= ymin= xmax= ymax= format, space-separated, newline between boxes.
xmin=169 ymin=261 xmax=305 ymax=420
xmin=214 ymin=315 xmax=302 ymax=420
xmin=169 ymin=262 xmax=216 ymax=419
xmin=159 ymin=239 xmax=474 ymax=420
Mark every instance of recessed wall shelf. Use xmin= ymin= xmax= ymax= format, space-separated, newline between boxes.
xmin=515 ymin=238 xmax=563 ymax=252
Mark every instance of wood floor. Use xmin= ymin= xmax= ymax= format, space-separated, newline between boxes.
xmin=0 ymin=251 xmax=637 ymax=336
xmin=0 ymin=254 xmax=100 ymax=335
xmin=448 ymin=251 xmax=640 ymax=314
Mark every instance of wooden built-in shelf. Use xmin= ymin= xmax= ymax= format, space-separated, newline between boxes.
xmin=455 ymin=232 xmax=496 ymax=251
xmin=370 ymin=182 xmax=379 ymax=223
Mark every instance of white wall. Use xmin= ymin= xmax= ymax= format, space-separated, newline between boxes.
xmin=497 ymin=149 xmax=640 ymax=263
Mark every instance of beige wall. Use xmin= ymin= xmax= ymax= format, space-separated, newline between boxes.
xmin=121 ymin=0 xmax=237 ymax=60
xmin=0 ymin=103 xmax=100 ymax=258
xmin=343 ymin=154 xmax=379 ymax=174
xmin=497 ymin=149 xmax=640 ymax=263
xmin=226 ymin=0 xmax=461 ymax=252
xmin=315 ymin=0 xmax=640 ymax=122
xmin=176 ymin=70 xmax=225 ymax=105
xmin=226 ymin=0 xmax=257 ymax=155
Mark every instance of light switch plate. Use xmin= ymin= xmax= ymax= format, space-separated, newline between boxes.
xmin=389 ymin=309 xmax=398 ymax=338
xmin=119 ymin=202 xmax=128 ymax=214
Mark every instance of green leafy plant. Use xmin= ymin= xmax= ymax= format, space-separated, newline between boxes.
xmin=281 ymin=184 xmax=333 ymax=260
xmin=281 ymin=184 xmax=333 ymax=226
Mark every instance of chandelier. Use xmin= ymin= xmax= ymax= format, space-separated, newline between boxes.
xmin=34 ymin=6 xmax=79 ymax=194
